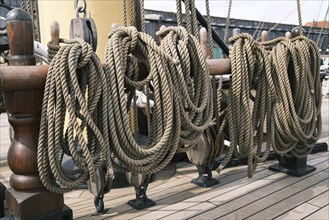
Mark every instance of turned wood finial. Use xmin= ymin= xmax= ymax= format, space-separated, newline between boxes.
xmin=6 ymin=8 xmax=35 ymax=66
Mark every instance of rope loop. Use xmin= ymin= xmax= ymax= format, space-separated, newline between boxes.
xmin=229 ymin=33 xmax=256 ymax=48
xmin=217 ymin=33 xmax=275 ymax=177
xmin=217 ymin=33 xmax=321 ymax=177
xmin=38 ymin=37 xmax=113 ymax=194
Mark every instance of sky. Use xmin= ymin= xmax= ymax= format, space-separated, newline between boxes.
xmin=145 ymin=0 xmax=329 ymax=25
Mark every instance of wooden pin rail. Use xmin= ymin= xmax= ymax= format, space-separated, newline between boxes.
xmin=206 ymin=59 xmax=231 ymax=75
xmin=0 ymin=9 xmax=72 ymax=219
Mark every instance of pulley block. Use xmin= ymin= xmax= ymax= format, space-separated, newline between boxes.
xmin=69 ymin=17 xmax=98 ymax=51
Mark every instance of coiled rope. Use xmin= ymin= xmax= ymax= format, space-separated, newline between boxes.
xmin=103 ymin=26 xmax=180 ymax=174
xmin=216 ymin=33 xmax=276 ymax=177
xmin=216 ymin=33 xmax=321 ymax=177
xmin=38 ymin=38 xmax=113 ymax=193
xmin=105 ymin=26 xmax=213 ymax=175
xmin=263 ymin=36 xmax=322 ymax=158
xmin=157 ymin=26 xmax=214 ymax=149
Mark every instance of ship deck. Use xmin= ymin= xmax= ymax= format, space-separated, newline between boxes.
xmin=1 ymin=97 xmax=328 ymax=220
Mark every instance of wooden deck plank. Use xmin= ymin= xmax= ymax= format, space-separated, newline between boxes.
xmin=160 ymin=202 xmax=217 ymax=220
xmin=273 ymin=203 xmax=320 ymax=220
xmin=132 ymin=202 xmax=204 ymax=220
xmin=306 ymin=190 xmax=329 ymax=208
xmin=247 ymin=179 xmax=328 ymax=219
xmin=71 ymin=153 xmax=329 ymax=219
xmin=304 ymin=205 xmax=329 ymax=220
xmin=188 ymin=159 xmax=328 ymax=220
xmin=101 ymin=166 xmax=272 ymax=219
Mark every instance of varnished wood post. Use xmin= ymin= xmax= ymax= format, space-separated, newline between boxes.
xmin=1 ymin=9 xmax=72 ymax=219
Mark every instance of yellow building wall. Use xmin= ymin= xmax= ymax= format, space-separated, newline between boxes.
xmin=38 ymin=0 xmax=125 ymax=61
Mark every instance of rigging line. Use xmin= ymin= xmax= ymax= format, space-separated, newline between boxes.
xmin=252 ymin=21 xmax=261 ymax=38
xmin=316 ymin=5 xmax=329 ymax=46
xmin=307 ymin=0 xmax=323 ymax=38
xmin=253 ymin=21 xmax=265 ymax=40
xmin=319 ymin=25 xmax=329 ymax=49
xmin=256 ymin=0 xmax=308 ymax=41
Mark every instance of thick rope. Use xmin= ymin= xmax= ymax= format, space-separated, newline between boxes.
xmin=157 ymin=26 xmax=214 ymax=149
xmin=216 ymin=33 xmax=275 ymax=178
xmin=38 ymin=38 xmax=113 ymax=193
xmin=129 ymin=0 xmax=134 ymax=26
xmin=263 ymin=36 xmax=322 ymax=158
xmin=122 ymin=0 xmax=127 ymax=26
xmin=216 ymin=33 xmax=321 ymax=177
xmin=140 ymin=0 xmax=146 ymax=33
xmin=205 ymin=0 xmax=213 ymax=58
xmin=224 ymin=0 xmax=232 ymax=43
xmin=296 ymin=0 xmax=303 ymax=36
xmin=104 ymin=26 xmax=213 ymax=175
xmin=175 ymin=0 xmax=183 ymax=27
xmin=104 ymin=26 xmax=179 ymax=174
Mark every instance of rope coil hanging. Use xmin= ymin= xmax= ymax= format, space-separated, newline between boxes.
xmin=38 ymin=38 xmax=113 ymax=193
xmin=104 ymin=26 xmax=180 ymax=174
xmin=216 ymin=33 xmax=321 ymax=177
xmin=157 ymin=26 xmax=214 ymax=148
xmin=217 ymin=33 xmax=276 ymax=177
xmin=264 ymin=36 xmax=322 ymax=158
xmin=105 ymin=26 xmax=214 ymax=173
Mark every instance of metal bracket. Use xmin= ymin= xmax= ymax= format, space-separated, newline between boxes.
xmin=269 ymin=155 xmax=316 ymax=177
xmin=192 ymin=163 xmax=219 ymax=188
xmin=126 ymin=172 xmax=156 ymax=210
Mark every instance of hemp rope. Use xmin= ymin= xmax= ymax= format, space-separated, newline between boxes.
xmin=157 ymin=26 xmax=214 ymax=150
xmin=263 ymin=36 xmax=322 ymax=158
xmin=175 ymin=0 xmax=183 ymax=27
xmin=216 ymin=33 xmax=276 ymax=177
xmin=104 ymin=27 xmax=180 ymax=174
xmin=216 ymin=33 xmax=321 ymax=177
xmin=105 ymin=26 xmax=213 ymax=174
xmin=20 ymin=0 xmax=41 ymax=42
xmin=224 ymin=0 xmax=232 ymax=43
xmin=205 ymin=0 xmax=213 ymax=58
xmin=38 ymin=38 xmax=113 ymax=193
